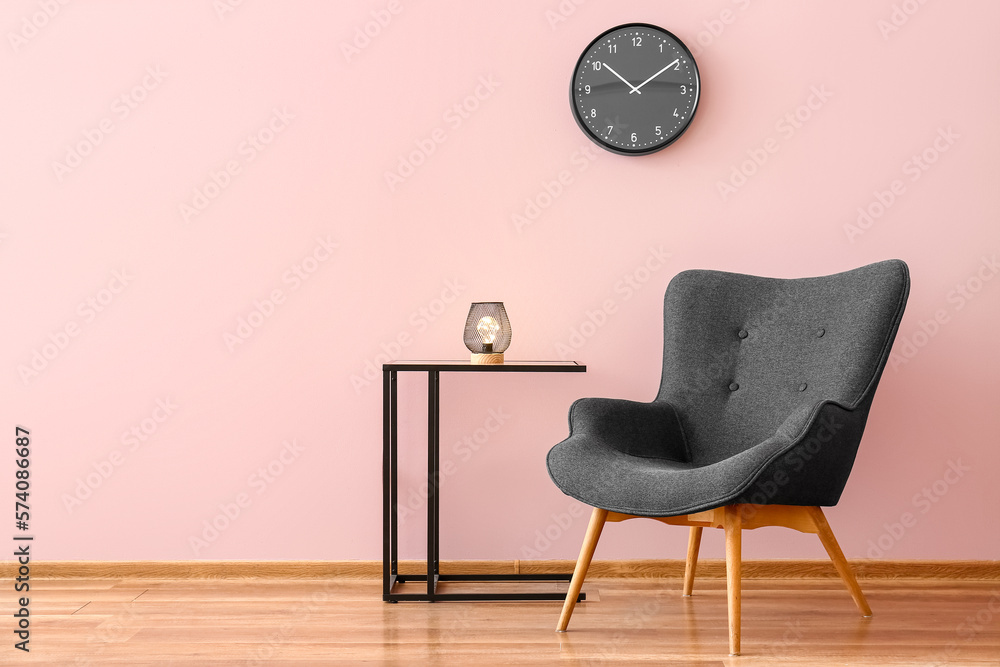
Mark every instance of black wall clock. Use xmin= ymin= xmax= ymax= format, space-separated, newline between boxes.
xmin=570 ymin=23 xmax=700 ymax=156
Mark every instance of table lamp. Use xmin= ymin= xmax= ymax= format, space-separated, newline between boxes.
xmin=464 ymin=302 xmax=511 ymax=364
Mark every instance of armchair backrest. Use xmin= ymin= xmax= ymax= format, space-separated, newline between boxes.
xmin=656 ymin=260 xmax=910 ymax=466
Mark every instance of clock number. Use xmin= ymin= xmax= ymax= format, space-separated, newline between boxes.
xmin=680 ymin=85 xmax=687 ymax=94
xmin=673 ymin=108 xmax=679 ymax=117
xmin=632 ymin=36 xmax=642 ymax=47
xmin=608 ymin=43 xmax=617 ymax=54
xmin=606 ymin=125 xmax=614 ymax=137
xmin=659 ymin=43 xmax=663 ymax=52
xmin=584 ymin=84 xmax=591 ymax=94
xmin=592 ymin=61 xmax=602 ymax=71
xmin=630 ymin=132 xmax=637 ymax=143
xmin=655 ymin=126 xmax=662 ymax=136
xmin=673 ymin=61 xmax=681 ymax=70
xmin=590 ymin=109 xmax=596 ymax=118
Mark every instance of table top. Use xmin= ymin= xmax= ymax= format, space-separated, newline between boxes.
xmin=383 ymin=360 xmax=586 ymax=372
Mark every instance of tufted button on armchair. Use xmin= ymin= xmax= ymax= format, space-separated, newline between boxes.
xmin=547 ymin=260 xmax=910 ymax=655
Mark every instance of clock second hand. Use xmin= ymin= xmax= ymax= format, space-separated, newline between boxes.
xmin=601 ymin=62 xmax=641 ymax=95
xmin=630 ymin=58 xmax=680 ymax=94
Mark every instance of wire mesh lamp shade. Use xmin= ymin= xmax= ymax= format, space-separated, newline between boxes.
xmin=464 ymin=302 xmax=511 ymax=364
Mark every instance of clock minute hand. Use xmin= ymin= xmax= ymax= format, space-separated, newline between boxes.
xmin=630 ymin=58 xmax=680 ymax=94
xmin=601 ymin=62 xmax=641 ymax=95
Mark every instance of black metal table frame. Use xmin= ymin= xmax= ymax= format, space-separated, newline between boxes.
xmin=382 ymin=360 xmax=587 ymax=602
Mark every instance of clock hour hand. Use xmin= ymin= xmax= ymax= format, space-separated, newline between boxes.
xmin=601 ymin=62 xmax=641 ymax=95
xmin=630 ymin=58 xmax=680 ymax=94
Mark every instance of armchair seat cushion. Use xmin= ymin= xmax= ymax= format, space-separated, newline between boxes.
xmin=548 ymin=430 xmax=784 ymax=517
xmin=549 ymin=397 xmax=870 ymax=517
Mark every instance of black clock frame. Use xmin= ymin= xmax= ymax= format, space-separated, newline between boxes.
xmin=569 ymin=22 xmax=700 ymax=156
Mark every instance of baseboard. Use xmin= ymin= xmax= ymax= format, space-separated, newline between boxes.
xmin=3 ymin=559 xmax=997 ymax=580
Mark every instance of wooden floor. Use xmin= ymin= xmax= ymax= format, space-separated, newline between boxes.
xmin=16 ymin=576 xmax=1000 ymax=665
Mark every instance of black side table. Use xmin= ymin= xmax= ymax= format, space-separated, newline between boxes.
xmin=382 ymin=360 xmax=587 ymax=602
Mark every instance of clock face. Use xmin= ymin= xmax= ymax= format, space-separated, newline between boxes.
xmin=570 ymin=23 xmax=700 ymax=156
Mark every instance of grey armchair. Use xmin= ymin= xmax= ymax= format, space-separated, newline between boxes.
xmin=547 ymin=260 xmax=910 ymax=655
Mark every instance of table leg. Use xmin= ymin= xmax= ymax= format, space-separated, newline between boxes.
xmin=389 ymin=371 xmax=398 ymax=589
xmin=427 ymin=370 xmax=441 ymax=597
xmin=382 ymin=369 xmax=393 ymax=597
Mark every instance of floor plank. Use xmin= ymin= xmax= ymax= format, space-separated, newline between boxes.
xmin=10 ymin=577 xmax=1000 ymax=665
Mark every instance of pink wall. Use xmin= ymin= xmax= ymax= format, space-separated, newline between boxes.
xmin=4 ymin=1 xmax=998 ymax=562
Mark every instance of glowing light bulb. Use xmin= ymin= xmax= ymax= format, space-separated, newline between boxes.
xmin=477 ymin=315 xmax=500 ymax=351
xmin=465 ymin=303 xmax=509 ymax=364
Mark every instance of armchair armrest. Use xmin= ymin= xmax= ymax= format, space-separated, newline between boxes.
xmin=568 ymin=397 xmax=690 ymax=462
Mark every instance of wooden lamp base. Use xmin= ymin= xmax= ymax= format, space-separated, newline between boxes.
xmin=471 ymin=353 xmax=504 ymax=364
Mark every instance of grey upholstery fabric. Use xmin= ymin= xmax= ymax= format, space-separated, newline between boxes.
xmin=546 ymin=260 xmax=910 ymax=517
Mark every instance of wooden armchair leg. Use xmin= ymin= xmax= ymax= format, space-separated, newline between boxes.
xmin=556 ymin=507 xmax=608 ymax=632
xmin=724 ymin=505 xmax=742 ymax=656
xmin=807 ymin=506 xmax=872 ymax=617
xmin=682 ymin=526 xmax=703 ymax=596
